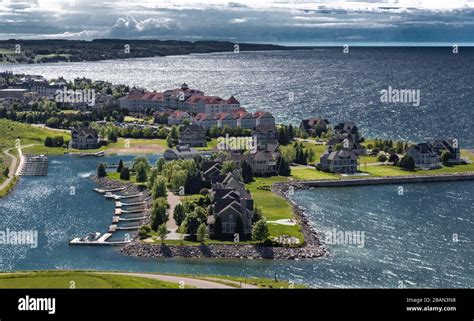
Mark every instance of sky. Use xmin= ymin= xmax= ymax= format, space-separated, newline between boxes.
xmin=1 ymin=0 xmax=474 ymax=45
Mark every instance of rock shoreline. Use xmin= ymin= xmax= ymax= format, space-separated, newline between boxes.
xmin=120 ymin=242 xmax=325 ymax=260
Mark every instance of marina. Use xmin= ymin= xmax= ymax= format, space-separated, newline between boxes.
xmin=72 ymin=179 xmax=149 ymax=245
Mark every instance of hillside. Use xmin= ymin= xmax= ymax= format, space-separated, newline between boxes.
xmin=0 ymin=39 xmax=294 ymax=64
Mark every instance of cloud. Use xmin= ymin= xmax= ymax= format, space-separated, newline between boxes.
xmin=228 ymin=17 xmax=248 ymax=23
xmin=109 ymin=16 xmax=179 ymax=37
xmin=0 ymin=0 xmax=474 ymax=44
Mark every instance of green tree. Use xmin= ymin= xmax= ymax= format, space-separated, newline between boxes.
xmin=138 ymin=225 xmax=151 ymax=239
xmin=97 ymin=163 xmax=107 ymax=178
xmin=132 ymin=156 xmax=150 ymax=172
xmin=388 ymin=153 xmax=399 ymax=165
xmin=183 ymin=207 xmax=206 ymax=235
xmin=120 ymin=167 xmax=130 ymax=180
xmin=399 ymin=155 xmax=415 ymax=171
xmin=156 ymin=158 xmax=166 ymax=173
xmin=377 ymin=154 xmax=388 ymax=162
xmin=151 ymin=176 xmax=167 ymax=199
xmin=157 ymin=223 xmax=168 ymax=244
xmin=196 ymin=223 xmax=208 ymax=243
xmin=252 ymin=219 xmax=269 ymax=242
xmin=177 ymin=223 xmax=187 ymax=245
xmin=221 ymin=160 xmax=236 ymax=175
xmin=173 ymin=203 xmax=186 ymax=226
xmin=147 ymin=168 xmax=158 ymax=189
xmin=116 ymin=159 xmax=124 ymax=173
xmin=3 ymin=166 xmax=9 ymax=178
xmin=151 ymin=198 xmax=168 ymax=231
xmin=277 ymin=157 xmax=291 ymax=176
xmin=241 ymin=160 xmax=254 ymax=183
xmin=135 ymin=162 xmax=148 ymax=183
xmin=441 ymin=151 xmax=452 ymax=166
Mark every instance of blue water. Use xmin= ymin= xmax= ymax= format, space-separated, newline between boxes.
xmin=2 ymin=48 xmax=474 ymax=147
xmin=1 ymin=49 xmax=473 ymax=287
xmin=0 ymin=155 xmax=472 ymax=288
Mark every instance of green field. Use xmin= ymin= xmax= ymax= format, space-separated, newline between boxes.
xmin=0 ymin=271 xmax=305 ymax=289
xmin=290 ymin=167 xmax=339 ymax=180
xmin=246 ymin=177 xmax=304 ymax=243
xmin=0 ymin=271 xmax=181 ymax=289
xmin=195 ymin=138 xmax=219 ymax=151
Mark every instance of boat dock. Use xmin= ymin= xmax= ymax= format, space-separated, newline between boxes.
xmin=115 ymin=208 xmax=145 ymax=215
xmin=79 ymin=151 xmax=105 ymax=157
xmin=105 ymin=192 xmax=143 ymax=200
xmin=115 ymin=201 xmax=146 ymax=207
xmin=69 ymin=233 xmax=130 ymax=246
xmin=18 ymin=155 xmax=49 ymax=176
xmin=93 ymin=187 xmax=126 ymax=194
xmin=70 ymin=185 xmax=149 ymax=246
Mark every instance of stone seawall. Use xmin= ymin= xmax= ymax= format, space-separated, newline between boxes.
xmin=288 ymin=172 xmax=474 ymax=189
xmin=120 ymin=242 xmax=325 ymax=260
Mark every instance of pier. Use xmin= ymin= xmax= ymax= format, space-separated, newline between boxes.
xmin=105 ymin=192 xmax=143 ymax=200
xmin=69 ymin=233 xmax=130 ymax=246
xmin=115 ymin=200 xmax=146 ymax=207
xmin=18 ymin=154 xmax=49 ymax=176
xmin=93 ymin=186 xmax=125 ymax=194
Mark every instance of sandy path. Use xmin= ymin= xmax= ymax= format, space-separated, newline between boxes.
xmin=0 ymin=144 xmax=37 ymax=192
xmin=101 ymin=272 xmax=237 ymax=289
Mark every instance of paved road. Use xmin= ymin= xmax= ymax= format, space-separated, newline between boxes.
xmin=165 ymin=191 xmax=187 ymax=240
xmin=0 ymin=147 xmax=18 ymax=191
xmin=101 ymin=272 xmax=241 ymax=289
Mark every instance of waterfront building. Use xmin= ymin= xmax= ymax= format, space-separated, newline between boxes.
xmin=319 ymin=148 xmax=359 ymax=174
xmin=431 ymin=139 xmax=464 ymax=164
xmin=255 ymin=111 xmax=276 ymax=127
xmin=235 ymin=110 xmax=257 ymax=129
xmin=178 ymin=125 xmax=206 ymax=147
xmin=163 ymin=145 xmax=198 ymax=160
xmin=193 ymin=113 xmax=218 ymax=129
xmin=300 ymin=117 xmax=330 ymax=135
xmin=71 ymin=127 xmax=99 ymax=150
xmin=405 ymin=143 xmax=442 ymax=170
xmin=216 ymin=112 xmax=238 ymax=128
xmin=208 ymin=171 xmax=254 ymax=236
xmin=167 ymin=111 xmax=191 ymax=125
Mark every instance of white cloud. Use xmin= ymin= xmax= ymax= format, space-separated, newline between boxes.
xmin=228 ymin=17 xmax=248 ymax=23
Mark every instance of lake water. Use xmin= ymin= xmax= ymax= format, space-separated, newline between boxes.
xmin=0 ymin=49 xmax=473 ymax=287
xmin=0 ymin=155 xmax=472 ymax=288
xmin=2 ymin=48 xmax=474 ymax=147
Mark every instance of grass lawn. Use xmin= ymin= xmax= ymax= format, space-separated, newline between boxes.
xmin=0 ymin=271 xmax=181 ymax=289
xmin=360 ymin=165 xmax=415 ymax=176
xmin=246 ymin=177 xmax=304 ymax=242
xmin=107 ymin=171 xmax=138 ymax=183
xmin=0 ymin=119 xmax=70 ymax=152
xmin=108 ymin=137 xmax=168 ymax=149
xmin=290 ymin=167 xmax=339 ymax=180
xmin=195 ymin=138 xmax=219 ymax=151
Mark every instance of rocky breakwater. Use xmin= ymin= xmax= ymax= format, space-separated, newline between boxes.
xmin=272 ymin=182 xmax=323 ymax=248
xmin=120 ymin=242 xmax=325 ymax=260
